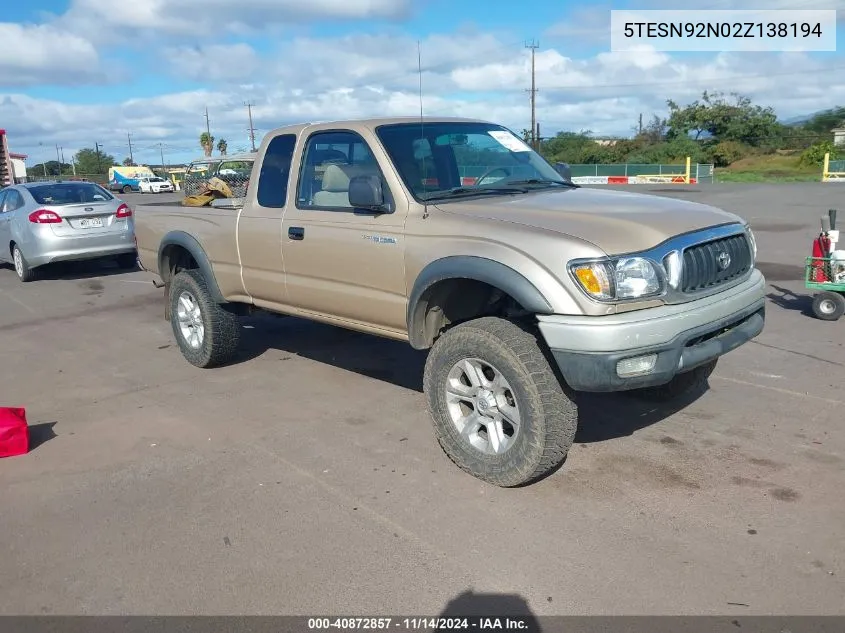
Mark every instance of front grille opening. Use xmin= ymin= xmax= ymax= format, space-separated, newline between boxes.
xmin=681 ymin=234 xmax=751 ymax=293
xmin=684 ymin=313 xmax=751 ymax=347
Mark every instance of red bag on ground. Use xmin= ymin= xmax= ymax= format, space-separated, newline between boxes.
xmin=0 ymin=407 xmax=29 ymax=458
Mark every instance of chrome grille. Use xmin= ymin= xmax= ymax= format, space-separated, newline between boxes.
xmin=680 ymin=233 xmax=752 ymax=293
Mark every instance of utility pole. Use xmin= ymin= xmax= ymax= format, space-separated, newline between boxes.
xmin=245 ymin=102 xmax=257 ymax=152
xmin=525 ymin=40 xmax=539 ymax=150
xmin=204 ymin=107 xmax=211 ymax=138
xmin=95 ymin=142 xmax=102 ymax=175
xmin=127 ymin=132 xmax=134 ymax=165
xmin=159 ymin=143 xmax=167 ymax=172
xmin=638 ymin=113 xmax=643 ymax=135
xmin=55 ymin=145 xmax=61 ymax=174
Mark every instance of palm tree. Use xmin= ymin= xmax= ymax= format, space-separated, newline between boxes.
xmin=200 ymin=132 xmax=214 ymax=157
xmin=217 ymin=138 xmax=227 ymax=155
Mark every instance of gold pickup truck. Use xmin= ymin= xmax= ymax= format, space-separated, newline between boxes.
xmin=135 ymin=116 xmax=765 ymax=487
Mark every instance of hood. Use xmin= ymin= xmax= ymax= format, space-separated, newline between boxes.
xmin=434 ymin=186 xmax=742 ymax=255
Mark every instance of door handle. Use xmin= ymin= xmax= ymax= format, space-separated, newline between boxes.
xmin=288 ymin=226 xmax=305 ymax=240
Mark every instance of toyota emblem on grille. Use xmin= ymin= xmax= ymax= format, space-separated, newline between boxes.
xmin=716 ymin=251 xmax=731 ymax=270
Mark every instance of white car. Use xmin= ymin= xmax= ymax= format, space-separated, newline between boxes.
xmin=138 ymin=177 xmax=175 ymax=194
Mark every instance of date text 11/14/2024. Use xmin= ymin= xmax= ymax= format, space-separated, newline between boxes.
xmin=307 ymin=618 xmax=533 ymax=630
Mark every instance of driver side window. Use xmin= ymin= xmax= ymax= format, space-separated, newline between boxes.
xmin=295 ymin=130 xmax=385 ymax=211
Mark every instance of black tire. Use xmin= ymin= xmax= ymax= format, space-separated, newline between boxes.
xmin=12 ymin=244 xmax=36 ymax=282
xmin=423 ymin=316 xmax=578 ymax=487
xmin=812 ymin=291 xmax=845 ymax=321
xmin=116 ymin=252 xmax=138 ymax=270
xmin=631 ymin=359 xmax=717 ymax=403
xmin=168 ymin=269 xmax=241 ymax=368
xmin=122 ymin=185 xmax=131 ymax=194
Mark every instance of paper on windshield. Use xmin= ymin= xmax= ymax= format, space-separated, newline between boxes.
xmin=488 ymin=130 xmax=532 ymax=152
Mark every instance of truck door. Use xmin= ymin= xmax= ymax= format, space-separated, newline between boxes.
xmin=281 ymin=128 xmax=408 ymax=333
xmin=237 ymin=132 xmax=298 ymax=305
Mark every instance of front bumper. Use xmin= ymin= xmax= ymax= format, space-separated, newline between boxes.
xmin=537 ymin=269 xmax=766 ymax=392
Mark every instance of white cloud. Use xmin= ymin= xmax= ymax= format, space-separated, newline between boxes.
xmin=65 ymin=0 xmax=413 ymax=37
xmin=165 ymin=44 xmax=261 ymax=82
xmin=0 ymin=23 xmax=106 ymax=87
xmin=2 ymin=16 xmax=845 ymax=167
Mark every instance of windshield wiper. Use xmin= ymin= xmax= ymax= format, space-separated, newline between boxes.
xmin=423 ymin=186 xmax=528 ymax=201
xmin=497 ymin=178 xmax=576 ymax=188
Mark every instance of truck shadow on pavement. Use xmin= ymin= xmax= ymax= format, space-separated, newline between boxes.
xmin=237 ymin=314 xmax=708 ymax=444
xmin=437 ymin=589 xmax=542 ymax=630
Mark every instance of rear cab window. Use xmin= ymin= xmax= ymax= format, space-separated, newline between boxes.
xmin=257 ymin=134 xmax=296 ymax=208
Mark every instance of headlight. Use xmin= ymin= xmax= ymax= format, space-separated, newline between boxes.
xmin=746 ymin=226 xmax=757 ymax=260
xmin=570 ymin=257 xmax=664 ymax=301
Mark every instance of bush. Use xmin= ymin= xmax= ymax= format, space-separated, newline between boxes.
xmin=709 ymin=141 xmax=750 ymax=167
xmin=799 ymin=140 xmax=837 ymax=167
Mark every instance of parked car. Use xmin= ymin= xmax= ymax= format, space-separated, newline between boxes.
xmin=0 ymin=181 xmax=137 ymax=282
xmin=139 ymin=176 xmax=175 ymax=194
xmin=134 ymin=117 xmax=765 ymax=487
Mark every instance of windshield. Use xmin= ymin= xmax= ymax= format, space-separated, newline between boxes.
xmin=375 ymin=121 xmax=569 ymax=202
xmin=150 ymin=177 xmax=165 ymax=182
xmin=28 ymin=183 xmax=114 ymax=205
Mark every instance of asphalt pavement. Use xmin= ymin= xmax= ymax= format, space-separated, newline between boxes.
xmin=0 ymin=184 xmax=843 ymax=616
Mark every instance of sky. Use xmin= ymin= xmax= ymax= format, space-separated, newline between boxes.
xmin=2 ymin=0 xmax=845 ymax=168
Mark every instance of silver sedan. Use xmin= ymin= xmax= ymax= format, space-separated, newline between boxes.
xmin=0 ymin=181 xmax=137 ymax=282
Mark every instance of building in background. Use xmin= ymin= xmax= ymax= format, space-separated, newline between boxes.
xmin=0 ymin=129 xmax=28 ymax=186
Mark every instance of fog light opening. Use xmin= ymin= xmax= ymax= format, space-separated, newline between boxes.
xmin=616 ymin=354 xmax=658 ymax=377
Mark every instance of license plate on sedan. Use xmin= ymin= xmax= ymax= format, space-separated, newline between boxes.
xmin=78 ymin=217 xmax=104 ymax=229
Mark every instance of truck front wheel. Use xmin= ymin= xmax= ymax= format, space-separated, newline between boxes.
xmin=169 ymin=269 xmax=241 ymax=368
xmin=423 ymin=316 xmax=578 ymax=487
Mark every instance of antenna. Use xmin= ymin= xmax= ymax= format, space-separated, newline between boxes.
xmin=417 ymin=40 xmax=429 ymax=218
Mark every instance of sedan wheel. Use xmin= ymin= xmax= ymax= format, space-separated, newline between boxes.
xmin=12 ymin=246 xmax=35 ymax=282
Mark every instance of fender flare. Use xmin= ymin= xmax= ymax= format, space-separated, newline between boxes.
xmin=407 ymin=256 xmax=554 ymax=349
xmin=157 ymin=231 xmax=225 ymax=303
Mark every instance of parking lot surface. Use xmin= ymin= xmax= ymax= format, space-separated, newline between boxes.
xmin=1 ymin=184 xmax=843 ymax=615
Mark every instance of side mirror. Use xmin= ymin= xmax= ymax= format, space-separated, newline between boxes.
xmin=554 ymin=162 xmax=572 ymax=183
xmin=348 ymin=175 xmax=386 ymax=212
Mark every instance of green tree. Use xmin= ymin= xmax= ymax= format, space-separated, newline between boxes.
xmin=802 ymin=107 xmax=845 ymax=134
xmin=122 ymin=156 xmax=136 ymax=166
xmin=200 ymin=132 xmax=214 ymax=157
xmin=708 ymin=141 xmax=750 ymax=167
xmin=75 ymin=147 xmax=116 ymax=174
xmin=666 ymin=91 xmax=779 ymax=146
xmin=799 ymin=140 xmax=837 ymax=167
xmin=217 ymin=138 xmax=227 ymax=155
xmin=27 ymin=160 xmax=70 ymax=177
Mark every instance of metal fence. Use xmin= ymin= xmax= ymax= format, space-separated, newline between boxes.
xmin=567 ymin=162 xmax=714 ymax=184
xmin=181 ymin=165 xmax=252 ymax=198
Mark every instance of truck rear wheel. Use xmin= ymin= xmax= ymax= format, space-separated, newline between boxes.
xmin=423 ymin=316 xmax=578 ymax=487
xmin=631 ymin=359 xmax=717 ymax=403
xmin=169 ymin=269 xmax=241 ymax=368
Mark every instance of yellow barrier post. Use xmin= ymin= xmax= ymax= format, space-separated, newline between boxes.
xmin=685 ymin=156 xmax=691 ymax=184
xmin=823 ymin=152 xmax=830 ymax=182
